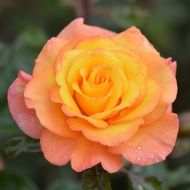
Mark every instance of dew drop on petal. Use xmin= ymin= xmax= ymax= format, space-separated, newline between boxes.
xmin=163 ymin=151 xmax=167 ymax=155
xmin=149 ymin=155 xmax=154 ymax=159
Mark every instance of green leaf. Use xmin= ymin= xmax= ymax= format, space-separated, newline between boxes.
xmin=0 ymin=42 xmax=8 ymax=67
xmin=127 ymin=170 xmax=162 ymax=190
xmin=12 ymin=28 xmax=47 ymax=73
xmin=130 ymin=163 xmax=190 ymax=190
xmin=47 ymin=179 xmax=82 ymax=190
xmin=145 ymin=177 xmax=162 ymax=190
xmin=0 ymin=27 xmax=47 ymax=99
xmin=0 ymin=171 xmax=38 ymax=190
xmin=4 ymin=136 xmax=40 ymax=158
xmin=82 ymin=165 xmax=112 ymax=190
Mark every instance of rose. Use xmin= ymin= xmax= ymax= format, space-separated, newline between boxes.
xmin=8 ymin=18 xmax=179 ymax=173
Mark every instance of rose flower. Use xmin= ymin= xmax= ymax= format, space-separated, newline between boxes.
xmin=8 ymin=18 xmax=179 ymax=173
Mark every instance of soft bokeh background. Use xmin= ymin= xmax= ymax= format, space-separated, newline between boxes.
xmin=0 ymin=0 xmax=190 ymax=189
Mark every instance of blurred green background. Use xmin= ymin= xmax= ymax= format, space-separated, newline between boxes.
xmin=0 ymin=0 xmax=190 ymax=189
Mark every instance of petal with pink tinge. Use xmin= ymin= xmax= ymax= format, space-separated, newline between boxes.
xmin=110 ymin=113 xmax=179 ymax=166
xmin=8 ymin=71 xmax=43 ymax=139
xmin=40 ymin=129 xmax=123 ymax=173
xmin=58 ymin=18 xmax=115 ymax=40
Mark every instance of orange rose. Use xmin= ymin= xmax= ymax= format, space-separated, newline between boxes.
xmin=8 ymin=18 xmax=179 ymax=173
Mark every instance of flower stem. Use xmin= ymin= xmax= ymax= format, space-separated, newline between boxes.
xmin=82 ymin=164 xmax=112 ymax=190
xmin=82 ymin=0 xmax=91 ymax=23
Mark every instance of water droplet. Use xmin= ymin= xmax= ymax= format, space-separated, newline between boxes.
xmin=137 ymin=157 xmax=141 ymax=161
xmin=149 ymin=155 xmax=154 ymax=159
xmin=134 ymin=149 xmax=138 ymax=153
xmin=137 ymin=146 xmax=142 ymax=150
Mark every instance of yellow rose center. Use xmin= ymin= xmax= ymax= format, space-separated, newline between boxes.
xmin=55 ymin=37 xmax=147 ymax=118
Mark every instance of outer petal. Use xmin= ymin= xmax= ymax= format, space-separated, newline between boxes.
xmin=114 ymin=26 xmax=158 ymax=54
xmin=40 ymin=129 xmax=76 ymax=166
xmin=40 ymin=129 xmax=123 ymax=173
xmin=110 ymin=113 xmax=179 ymax=166
xmin=67 ymin=118 xmax=143 ymax=146
xmin=149 ymin=55 xmax=177 ymax=104
xmin=166 ymin=57 xmax=177 ymax=76
xmin=25 ymin=38 xmax=78 ymax=138
xmin=32 ymin=37 xmax=68 ymax=77
xmin=141 ymin=54 xmax=177 ymax=124
xmin=25 ymin=72 xmax=78 ymax=138
xmin=8 ymin=71 xmax=43 ymax=139
xmin=58 ymin=18 xmax=115 ymax=40
xmin=71 ymin=138 xmax=123 ymax=173
xmin=115 ymin=28 xmax=177 ymax=105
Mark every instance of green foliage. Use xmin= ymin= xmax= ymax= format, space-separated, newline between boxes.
xmin=82 ymin=165 xmax=112 ymax=190
xmin=47 ymin=179 xmax=82 ymax=190
xmin=12 ymin=28 xmax=47 ymax=72
xmin=130 ymin=163 xmax=190 ymax=190
xmin=0 ymin=171 xmax=38 ymax=190
xmin=0 ymin=28 xmax=47 ymax=100
xmin=145 ymin=177 xmax=162 ymax=190
xmin=4 ymin=136 xmax=40 ymax=158
xmin=120 ymin=169 xmax=162 ymax=190
xmin=0 ymin=28 xmax=47 ymax=155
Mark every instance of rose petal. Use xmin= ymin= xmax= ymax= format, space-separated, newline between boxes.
xmin=67 ymin=117 xmax=143 ymax=146
xmin=110 ymin=113 xmax=179 ymax=166
xmin=115 ymin=28 xmax=177 ymax=105
xmin=166 ymin=57 xmax=177 ymax=76
xmin=62 ymin=103 xmax=108 ymax=128
xmin=146 ymin=54 xmax=177 ymax=104
xmin=75 ymin=36 xmax=117 ymax=50
xmin=71 ymin=138 xmax=123 ymax=173
xmin=58 ymin=18 xmax=115 ymax=40
xmin=113 ymin=49 xmax=147 ymax=105
xmin=49 ymin=86 xmax=62 ymax=103
xmin=40 ymin=129 xmax=76 ymax=166
xmin=91 ymin=80 xmax=139 ymax=120
xmin=55 ymin=49 xmax=86 ymax=113
xmin=25 ymin=72 xmax=78 ymax=138
xmin=110 ymin=79 xmax=160 ymax=123
xmin=33 ymin=37 xmax=68 ymax=77
xmin=8 ymin=71 xmax=43 ymax=139
xmin=139 ymin=54 xmax=177 ymax=124
xmin=24 ymin=38 xmax=78 ymax=138
xmin=115 ymin=26 xmax=158 ymax=54
xmin=40 ymin=129 xmax=123 ymax=173
xmin=143 ymin=102 xmax=169 ymax=125
xmin=80 ymin=72 xmax=112 ymax=98
xmin=72 ymin=82 xmax=112 ymax=115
